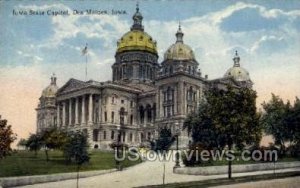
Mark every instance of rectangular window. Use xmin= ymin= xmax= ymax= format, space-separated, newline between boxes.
xmin=130 ymin=115 xmax=133 ymax=125
xmin=104 ymin=111 xmax=107 ymax=122
xmin=111 ymin=131 xmax=114 ymax=140
xmin=111 ymin=111 xmax=114 ymax=123
xmin=130 ymin=133 xmax=133 ymax=142
xmin=130 ymin=101 xmax=133 ymax=108
xmin=103 ymin=131 xmax=106 ymax=140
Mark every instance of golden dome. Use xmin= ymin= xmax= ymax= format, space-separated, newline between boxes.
xmin=117 ymin=30 xmax=157 ymax=54
xmin=116 ymin=4 xmax=157 ymax=55
xmin=42 ymin=75 xmax=58 ymax=98
xmin=164 ymin=43 xmax=195 ymax=60
xmin=224 ymin=67 xmax=250 ymax=82
xmin=224 ymin=51 xmax=251 ymax=82
xmin=164 ymin=25 xmax=195 ymax=61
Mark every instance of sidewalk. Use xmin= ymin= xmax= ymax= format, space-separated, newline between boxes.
xmin=17 ymin=158 xmax=300 ymax=188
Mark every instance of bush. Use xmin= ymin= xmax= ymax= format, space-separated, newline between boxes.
xmin=182 ymin=144 xmax=213 ymax=167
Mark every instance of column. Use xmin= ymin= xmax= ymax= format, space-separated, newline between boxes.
xmin=57 ymin=103 xmax=60 ymax=127
xmin=98 ymin=96 xmax=102 ymax=123
xmin=62 ymin=101 xmax=66 ymax=127
xmin=159 ymin=89 xmax=164 ymax=117
xmin=174 ymin=86 xmax=177 ymax=115
xmin=81 ymin=95 xmax=86 ymax=125
xmin=178 ymin=82 xmax=184 ymax=115
xmin=88 ymin=94 xmax=93 ymax=124
xmin=69 ymin=99 xmax=72 ymax=126
xmin=75 ymin=97 xmax=79 ymax=125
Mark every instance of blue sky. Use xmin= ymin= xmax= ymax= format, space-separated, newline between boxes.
xmin=0 ymin=0 xmax=299 ymax=141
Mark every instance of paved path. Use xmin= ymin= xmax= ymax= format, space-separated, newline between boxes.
xmin=212 ymin=176 xmax=300 ymax=188
xmin=17 ymin=157 xmax=300 ymax=188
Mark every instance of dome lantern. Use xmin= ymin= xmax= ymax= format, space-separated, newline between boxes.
xmin=131 ymin=3 xmax=144 ymax=31
xmin=224 ymin=51 xmax=251 ymax=83
xmin=233 ymin=50 xmax=240 ymax=67
xmin=176 ymin=24 xmax=184 ymax=43
xmin=41 ymin=73 xmax=59 ymax=98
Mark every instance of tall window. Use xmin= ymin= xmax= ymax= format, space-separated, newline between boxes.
xmin=120 ymin=107 xmax=125 ymax=125
xmin=104 ymin=111 xmax=107 ymax=122
xmin=130 ymin=101 xmax=133 ymax=108
xmin=130 ymin=114 xmax=133 ymax=125
xmin=111 ymin=131 xmax=115 ymax=140
xmin=93 ymin=129 xmax=99 ymax=142
xmin=139 ymin=106 xmax=144 ymax=124
xmin=146 ymin=104 xmax=152 ymax=123
xmin=103 ymin=131 xmax=106 ymax=140
xmin=130 ymin=133 xmax=133 ymax=142
xmin=111 ymin=111 xmax=114 ymax=123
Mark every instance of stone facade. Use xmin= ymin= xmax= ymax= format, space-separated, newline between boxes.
xmin=36 ymin=6 xmax=252 ymax=149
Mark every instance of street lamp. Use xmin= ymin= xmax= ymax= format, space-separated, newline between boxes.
xmin=115 ymin=131 xmax=122 ymax=171
xmin=174 ymin=128 xmax=181 ymax=168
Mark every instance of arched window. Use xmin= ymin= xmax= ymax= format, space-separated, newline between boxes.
xmin=120 ymin=107 xmax=125 ymax=125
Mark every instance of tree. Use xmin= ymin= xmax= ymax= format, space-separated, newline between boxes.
xmin=63 ymin=131 xmax=90 ymax=188
xmin=154 ymin=128 xmax=175 ymax=151
xmin=261 ymin=94 xmax=291 ymax=155
xmin=0 ymin=116 xmax=17 ymax=159
xmin=26 ymin=133 xmax=43 ymax=156
xmin=17 ymin=138 xmax=27 ymax=150
xmin=286 ymin=97 xmax=300 ymax=146
xmin=63 ymin=131 xmax=90 ymax=164
xmin=184 ymin=86 xmax=262 ymax=178
xmin=184 ymin=102 xmax=226 ymax=150
xmin=41 ymin=128 xmax=67 ymax=161
xmin=262 ymin=95 xmax=300 ymax=156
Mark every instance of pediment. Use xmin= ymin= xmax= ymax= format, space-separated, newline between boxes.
xmin=57 ymin=78 xmax=88 ymax=94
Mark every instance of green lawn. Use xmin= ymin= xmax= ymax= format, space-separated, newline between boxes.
xmin=0 ymin=150 xmax=141 ymax=177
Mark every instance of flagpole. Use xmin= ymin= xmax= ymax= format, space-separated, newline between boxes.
xmin=82 ymin=43 xmax=88 ymax=81
xmin=85 ymin=53 xmax=88 ymax=81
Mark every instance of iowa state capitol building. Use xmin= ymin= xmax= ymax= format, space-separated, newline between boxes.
xmin=36 ymin=6 xmax=252 ymax=149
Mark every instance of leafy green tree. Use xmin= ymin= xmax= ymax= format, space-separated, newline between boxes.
xmin=184 ymin=103 xmax=226 ymax=150
xmin=63 ymin=131 xmax=90 ymax=188
xmin=63 ymin=131 xmax=90 ymax=164
xmin=41 ymin=128 xmax=67 ymax=161
xmin=154 ymin=128 xmax=175 ymax=151
xmin=26 ymin=134 xmax=43 ymax=156
xmin=0 ymin=116 xmax=17 ymax=159
xmin=17 ymin=138 xmax=27 ymax=150
xmin=262 ymin=95 xmax=300 ymax=156
xmin=261 ymin=94 xmax=291 ymax=155
xmin=286 ymin=97 xmax=300 ymax=146
xmin=184 ymin=86 xmax=261 ymax=178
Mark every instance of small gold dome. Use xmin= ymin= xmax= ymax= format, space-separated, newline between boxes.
xmin=116 ymin=30 xmax=157 ymax=54
xmin=224 ymin=66 xmax=250 ymax=82
xmin=42 ymin=75 xmax=58 ymax=98
xmin=164 ymin=25 xmax=195 ymax=61
xmin=164 ymin=43 xmax=195 ymax=60
xmin=224 ymin=51 xmax=251 ymax=82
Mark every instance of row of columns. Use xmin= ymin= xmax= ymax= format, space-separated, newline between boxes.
xmin=57 ymin=94 xmax=95 ymax=127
